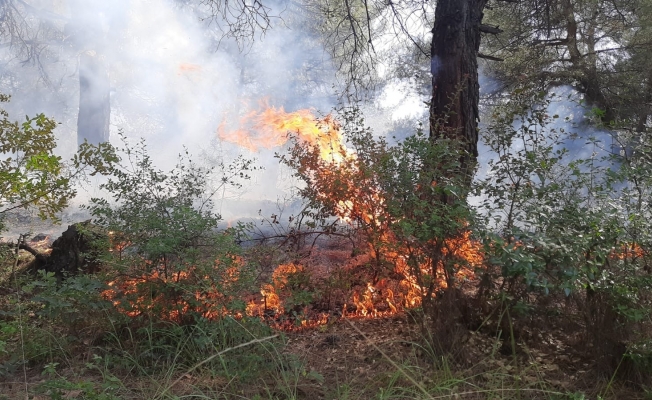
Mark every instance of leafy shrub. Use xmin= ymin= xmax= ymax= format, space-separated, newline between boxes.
xmin=0 ymin=269 xmax=117 ymax=377
xmin=27 ymin=271 xmax=113 ymax=330
xmin=85 ymin=133 xmax=258 ymax=324
xmin=477 ymin=86 xmax=652 ymax=378
xmin=0 ymin=94 xmax=116 ymax=233
xmin=279 ymin=106 xmax=476 ymax=346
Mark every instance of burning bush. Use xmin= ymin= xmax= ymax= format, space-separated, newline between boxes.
xmin=246 ymin=263 xmax=318 ymax=326
xmin=102 ymin=258 xmax=249 ymax=323
xmin=87 ymin=134 xmax=257 ymax=324
xmin=278 ymin=106 xmax=482 ymax=338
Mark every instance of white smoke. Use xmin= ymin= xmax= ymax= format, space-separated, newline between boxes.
xmin=0 ymin=0 xmax=341 ymax=223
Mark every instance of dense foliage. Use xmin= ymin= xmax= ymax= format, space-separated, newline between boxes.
xmin=279 ymin=95 xmax=652 ymax=380
xmin=1 ymin=0 xmax=652 ymax=397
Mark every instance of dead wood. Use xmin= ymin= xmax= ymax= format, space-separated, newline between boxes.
xmin=25 ymin=220 xmax=108 ymax=277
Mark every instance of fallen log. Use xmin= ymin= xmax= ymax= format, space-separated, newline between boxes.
xmin=25 ymin=220 xmax=109 ymax=276
xmin=44 ymin=220 xmax=107 ymax=275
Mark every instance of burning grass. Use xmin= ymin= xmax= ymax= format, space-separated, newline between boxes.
xmin=98 ymin=227 xmax=485 ymax=332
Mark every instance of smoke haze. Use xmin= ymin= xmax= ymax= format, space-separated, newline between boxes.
xmin=0 ymin=0 xmax=343 ymax=221
xmin=1 ymin=1 xmax=615 ymax=234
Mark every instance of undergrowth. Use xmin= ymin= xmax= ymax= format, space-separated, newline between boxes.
xmin=1 ymin=90 xmax=652 ymax=398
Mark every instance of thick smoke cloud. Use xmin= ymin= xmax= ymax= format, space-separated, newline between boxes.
xmin=0 ymin=0 xmax=338 ymax=222
xmin=2 ymin=1 xmax=617 ymax=236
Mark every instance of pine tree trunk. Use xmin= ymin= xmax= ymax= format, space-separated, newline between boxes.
xmin=77 ymin=51 xmax=110 ymax=146
xmin=426 ymin=0 xmax=488 ymax=354
xmin=429 ymin=0 xmax=488 ymax=173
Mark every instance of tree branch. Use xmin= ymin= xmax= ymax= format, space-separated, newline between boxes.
xmin=14 ymin=0 xmax=69 ymax=22
xmin=18 ymin=242 xmax=48 ymax=263
xmin=479 ymin=24 xmax=503 ymax=35
xmin=532 ymin=38 xmax=569 ymax=46
xmin=478 ymin=53 xmax=504 ymax=62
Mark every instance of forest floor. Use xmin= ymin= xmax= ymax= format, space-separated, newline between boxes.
xmin=0 ymin=224 xmax=650 ymax=399
xmin=0 ymin=309 xmax=648 ymax=399
xmin=280 ymin=314 xmax=646 ymax=400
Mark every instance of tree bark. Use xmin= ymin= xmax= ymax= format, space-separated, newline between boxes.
xmin=77 ymin=51 xmax=110 ymax=146
xmin=429 ymin=0 xmax=488 ymax=174
xmin=427 ymin=0 xmax=488 ymax=351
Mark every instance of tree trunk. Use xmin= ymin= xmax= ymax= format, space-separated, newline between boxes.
xmin=429 ymin=0 xmax=488 ymax=174
xmin=426 ymin=0 xmax=487 ymax=355
xmin=77 ymin=51 xmax=110 ymax=146
xmin=637 ymin=70 xmax=652 ymax=134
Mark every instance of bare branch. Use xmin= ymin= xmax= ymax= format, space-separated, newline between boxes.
xmin=478 ymin=52 xmax=504 ymax=61
xmin=200 ymin=0 xmax=274 ymax=47
xmin=387 ymin=1 xmax=429 ymax=57
xmin=479 ymin=23 xmax=503 ymax=34
xmin=13 ymin=0 xmax=68 ymax=23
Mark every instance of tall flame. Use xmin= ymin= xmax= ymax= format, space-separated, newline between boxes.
xmin=218 ymin=101 xmax=348 ymax=162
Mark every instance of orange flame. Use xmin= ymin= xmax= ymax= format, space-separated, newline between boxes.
xmin=246 ymin=263 xmax=304 ymax=318
xmin=217 ymin=102 xmax=486 ymax=322
xmin=610 ymin=243 xmax=646 ymax=261
xmin=218 ymin=100 xmax=348 ymax=162
xmin=103 ymin=103 xmax=487 ymax=330
xmin=101 ymin=259 xmax=244 ymax=323
xmin=178 ymin=63 xmax=202 ymax=74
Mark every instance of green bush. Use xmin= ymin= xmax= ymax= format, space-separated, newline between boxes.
xmin=0 ymin=94 xmax=116 ymax=234
xmin=477 ymin=86 xmax=652 ymax=377
xmin=85 ymin=133 xmax=258 ymax=325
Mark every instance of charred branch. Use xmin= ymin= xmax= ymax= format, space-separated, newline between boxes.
xmin=478 ymin=53 xmax=504 ymax=61
xmin=18 ymin=242 xmax=47 ymax=262
xmin=479 ymin=24 xmax=503 ymax=34
xmin=5 ymin=241 xmax=48 ymax=263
